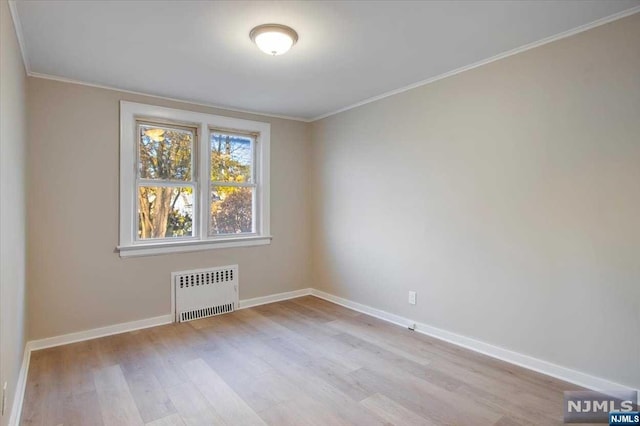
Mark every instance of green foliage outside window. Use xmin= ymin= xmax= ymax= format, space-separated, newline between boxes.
xmin=137 ymin=125 xmax=254 ymax=239
xmin=210 ymin=133 xmax=254 ymax=234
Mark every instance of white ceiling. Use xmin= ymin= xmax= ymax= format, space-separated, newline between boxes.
xmin=13 ymin=0 xmax=640 ymax=120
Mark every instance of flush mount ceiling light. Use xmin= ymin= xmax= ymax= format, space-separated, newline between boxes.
xmin=250 ymin=24 xmax=298 ymax=56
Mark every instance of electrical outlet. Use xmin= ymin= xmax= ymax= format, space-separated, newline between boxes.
xmin=408 ymin=291 xmax=417 ymax=305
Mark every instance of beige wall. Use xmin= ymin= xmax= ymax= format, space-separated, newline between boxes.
xmin=27 ymin=78 xmax=311 ymax=340
xmin=311 ymin=14 xmax=640 ymax=389
xmin=0 ymin=0 xmax=28 ymax=424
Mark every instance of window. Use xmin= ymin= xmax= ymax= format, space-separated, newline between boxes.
xmin=137 ymin=121 xmax=196 ymax=240
xmin=210 ymin=131 xmax=256 ymax=235
xmin=119 ymin=101 xmax=270 ymax=257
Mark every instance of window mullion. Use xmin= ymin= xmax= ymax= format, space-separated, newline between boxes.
xmin=138 ymin=179 xmax=196 ymax=187
xmin=199 ymin=123 xmax=209 ymax=241
xmin=210 ymin=181 xmax=257 ymax=188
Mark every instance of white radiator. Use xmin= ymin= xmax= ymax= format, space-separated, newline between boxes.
xmin=173 ymin=265 xmax=238 ymax=322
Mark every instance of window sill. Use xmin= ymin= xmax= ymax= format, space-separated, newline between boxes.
xmin=117 ymin=236 xmax=272 ymax=258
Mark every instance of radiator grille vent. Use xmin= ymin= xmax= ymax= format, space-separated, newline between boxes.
xmin=174 ymin=265 xmax=238 ymax=323
xmin=178 ymin=269 xmax=234 ymax=288
xmin=180 ymin=303 xmax=234 ymax=322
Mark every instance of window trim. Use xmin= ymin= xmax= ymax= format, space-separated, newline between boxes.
xmin=119 ymin=101 xmax=271 ymax=257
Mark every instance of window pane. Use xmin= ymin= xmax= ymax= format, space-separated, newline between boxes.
xmin=138 ymin=186 xmax=194 ymax=239
xmin=139 ymin=124 xmax=193 ymax=180
xmin=211 ymin=132 xmax=253 ymax=183
xmin=210 ymin=186 xmax=253 ymax=235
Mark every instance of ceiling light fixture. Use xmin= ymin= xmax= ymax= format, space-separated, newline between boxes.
xmin=250 ymin=24 xmax=298 ymax=56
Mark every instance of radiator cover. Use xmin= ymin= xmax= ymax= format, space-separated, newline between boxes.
xmin=173 ymin=265 xmax=238 ymax=322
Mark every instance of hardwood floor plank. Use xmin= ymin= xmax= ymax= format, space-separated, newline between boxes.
xmin=143 ymin=327 xmax=193 ymax=389
xmin=293 ymin=296 xmax=361 ymax=320
xmin=351 ymin=367 xmax=501 ymax=425
xmin=494 ymin=416 xmax=528 ymax=426
xmin=145 ymin=413 xmax=186 ymax=426
xmin=345 ymin=313 xmax=574 ymax=396
xmin=198 ymin=329 xmax=273 ymax=378
xmin=254 ymin=303 xmax=342 ymax=340
xmin=231 ymin=307 xmax=301 ymax=340
xmin=360 ymin=392 xmax=436 ymax=426
xmin=223 ymin=369 xmax=302 ymax=414
xmin=334 ymin=332 xmax=463 ymax=390
xmin=262 ymin=337 xmax=372 ymax=401
xmin=214 ymin=331 xmax=387 ymax=426
xmin=21 ymin=296 xmax=580 ymax=425
xmin=327 ymin=318 xmax=433 ymax=365
xmin=20 ymin=349 xmax=65 ymax=425
xmin=181 ymin=358 xmax=266 ymax=425
xmin=59 ymin=390 xmax=105 ymax=426
xmin=455 ymin=382 xmax=562 ymax=425
xmin=279 ymin=299 xmax=336 ymax=323
xmin=93 ymin=365 xmax=144 ymax=426
xmin=259 ymin=395 xmax=351 ymax=426
xmin=233 ymin=308 xmax=363 ymax=372
xmin=125 ymin=369 xmax=176 ymax=423
xmin=59 ymin=340 xmax=101 ymax=395
xmin=164 ymin=382 xmax=226 ymax=426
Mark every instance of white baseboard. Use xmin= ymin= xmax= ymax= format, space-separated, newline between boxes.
xmin=9 ymin=286 xmax=635 ymax=426
xmin=28 ymin=288 xmax=313 ymax=351
xmin=310 ymin=289 xmax=638 ymax=394
xmin=238 ymin=288 xmax=312 ymax=309
xmin=311 ymin=289 xmax=412 ymax=328
xmin=28 ymin=314 xmax=174 ymax=351
xmin=7 ymin=344 xmax=31 ymax=426
xmin=7 ymin=288 xmax=312 ymax=424
xmin=412 ymin=321 xmax=637 ymax=394
xmin=9 ymin=314 xmax=172 ymax=425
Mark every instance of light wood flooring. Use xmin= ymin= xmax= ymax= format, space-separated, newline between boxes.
xmin=21 ymin=296 xmax=582 ymax=425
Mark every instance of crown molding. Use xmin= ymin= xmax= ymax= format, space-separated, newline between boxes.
xmin=310 ymin=5 xmax=640 ymax=122
xmin=9 ymin=1 xmax=310 ymax=122
xmin=27 ymin=72 xmax=312 ymax=122
xmin=7 ymin=0 xmax=30 ymax=74
xmin=8 ymin=1 xmax=639 ymax=124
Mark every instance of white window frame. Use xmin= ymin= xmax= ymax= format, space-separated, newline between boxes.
xmin=118 ymin=101 xmax=271 ymax=257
